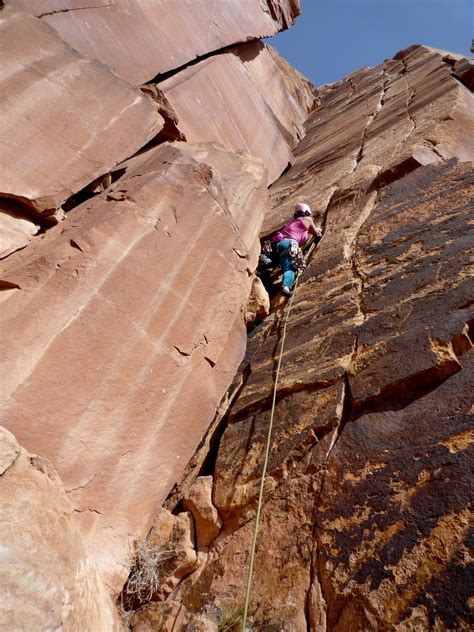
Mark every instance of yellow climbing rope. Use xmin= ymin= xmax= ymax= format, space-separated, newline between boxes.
xmin=241 ymin=278 xmax=301 ymax=630
xmin=241 ymin=238 xmax=318 ymax=631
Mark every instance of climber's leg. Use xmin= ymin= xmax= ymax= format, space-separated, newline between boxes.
xmin=278 ymin=240 xmax=295 ymax=295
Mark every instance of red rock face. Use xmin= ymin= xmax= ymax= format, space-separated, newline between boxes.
xmin=153 ymin=47 xmax=474 ymax=630
xmin=0 ymin=0 xmax=316 ymax=613
xmin=158 ymin=42 xmax=317 ymax=184
xmin=266 ymin=45 xmax=474 ymax=232
xmin=0 ymin=6 xmax=163 ymax=216
xmin=0 ymin=142 xmax=268 ymax=589
xmin=7 ymin=0 xmax=301 ymax=84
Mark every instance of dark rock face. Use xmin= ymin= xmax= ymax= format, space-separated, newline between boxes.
xmin=318 ymin=350 xmax=474 ymax=630
xmin=153 ymin=47 xmax=474 ymax=630
xmin=313 ymin=159 xmax=474 ymax=630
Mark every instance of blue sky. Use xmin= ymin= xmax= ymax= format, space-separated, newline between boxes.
xmin=268 ymin=0 xmax=473 ymax=86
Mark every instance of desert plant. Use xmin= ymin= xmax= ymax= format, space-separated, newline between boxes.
xmin=121 ymin=537 xmax=175 ymax=610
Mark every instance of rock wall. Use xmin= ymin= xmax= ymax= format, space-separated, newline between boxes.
xmin=0 ymin=141 xmax=267 ymax=590
xmin=0 ymin=6 xmax=164 ymax=214
xmin=158 ymin=41 xmax=316 ymax=184
xmin=8 ymin=0 xmax=301 ymax=84
xmin=0 ymin=0 xmax=314 ymax=619
xmin=0 ymin=3 xmax=165 ymax=262
xmin=0 ymin=4 xmax=316 ymax=259
xmin=146 ymin=46 xmax=474 ymax=631
xmin=2 ymin=0 xmax=473 ymax=627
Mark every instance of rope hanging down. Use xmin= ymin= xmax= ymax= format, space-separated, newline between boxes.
xmin=241 ymin=276 xmax=299 ymax=630
xmin=242 ymin=236 xmax=322 ymax=632
xmin=241 ymin=238 xmax=318 ymax=631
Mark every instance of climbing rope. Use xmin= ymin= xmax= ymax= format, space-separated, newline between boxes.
xmin=241 ymin=238 xmax=319 ymax=630
xmin=241 ymin=276 xmax=299 ymax=631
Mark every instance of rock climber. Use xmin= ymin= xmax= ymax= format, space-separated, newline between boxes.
xmin=272 ymin=202 xmax=322 ymax=296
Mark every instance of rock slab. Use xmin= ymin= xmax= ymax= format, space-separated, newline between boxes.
xmin=0 ymin=141 xmax=267 ymax=590
xmin=8 ymin=0 xmax=301 ymax=84
xmin=159 ymin=42 xmax=317 ymax=184
xmin=0 ymin=6 xmax=163 ymax=214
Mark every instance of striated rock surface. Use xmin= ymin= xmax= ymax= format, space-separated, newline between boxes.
xmin=0 ymin=427 xmax=120 ymax=630
xmin=8 ymin=0 xmax=301 ymax=85
xmin=0 ymin=6 xmax=164 ymax=216
xmin=232 ymin=42 xmax=317 ymax=149
xmin=266 ymin=44 xmax=474 ymax=231
xmin=0 ymin=141 xmax=268 ymax=589
xmin=158 ymin=42 xmax=317 ymax=184
xmin=155 ymin=46 xmax=474 ymax=630
xmin=266 ymin=43 xmax=318 ymax=117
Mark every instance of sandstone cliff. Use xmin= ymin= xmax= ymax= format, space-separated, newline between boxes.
xmin=0 ymin=0 xmax=317 ymax=624
xmin=0 ymin=1 xmax=473 ymax=629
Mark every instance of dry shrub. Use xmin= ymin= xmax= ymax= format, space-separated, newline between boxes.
xmin=121 ymin=537 xmax=175 ymax=611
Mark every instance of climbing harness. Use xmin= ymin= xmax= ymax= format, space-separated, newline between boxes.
xmin=259 ymin=239 xmax=308 ymax=279
xmin=241 ymin=240 xmax=318 ymax=631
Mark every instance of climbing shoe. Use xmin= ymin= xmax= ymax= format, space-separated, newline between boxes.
xmin=282 ymin=286 xmax=291 ymax=297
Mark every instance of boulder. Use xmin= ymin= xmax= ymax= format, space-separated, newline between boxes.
xmin=0 ymin=427 xmax=121 ymax=630
xmin=0 ymin=6 xmax=164 ymax=214
xmin=7 ymin=0 xmax=301 ymax=85
xmin=124 ymin=508 xmax=198 ymax=606
xmin=130 ymin=600 xmax=186 ymax=632
xmin=453 ymin=57 xmax=474 ymax=90
xmin=0 ymin=141 xmax=267 ymax=590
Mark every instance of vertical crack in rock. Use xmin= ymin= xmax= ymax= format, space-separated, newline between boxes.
xmin=400 ymin=59 xmax=418 ymax=138
xmin=353 ymin=70 xmax=389 ymax=172
xmin=348 ymin=78 xmax=356 ymax=100
xmin=303 ymin=377 xmax=351 ymax=632
xmin=342 ymin=190 xmax=379 ymax=372
xmin=164 ymin=360 xmax=254 ymax=511
xmin=305 ymin=375 xmax=354 ymax=632
xmin=325 ymin=373 xmax=353 ymax=461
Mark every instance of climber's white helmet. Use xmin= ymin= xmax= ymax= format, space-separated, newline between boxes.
xmin=294 ymin=202 xmax=312 ymax=217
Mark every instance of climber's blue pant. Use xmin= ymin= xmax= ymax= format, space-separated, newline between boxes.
xmin=277 ymin=240 xmax=296 ymax=289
